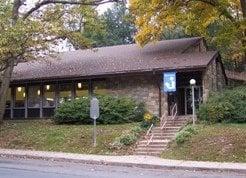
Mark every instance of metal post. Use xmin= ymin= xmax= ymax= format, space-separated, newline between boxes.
xmin=93 ymin=119 xmax=96 ymax=147
xmin=192 ymin=85 xmax=195 ymax=125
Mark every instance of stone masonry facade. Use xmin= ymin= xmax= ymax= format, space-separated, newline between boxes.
xmin=202 ymin=57 xmax=227 ymax=101
xmin=106 ymin=74 xmax=163 ymax=116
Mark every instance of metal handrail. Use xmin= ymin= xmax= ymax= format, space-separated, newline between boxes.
xmin=145 ymin=123 xmax=154 ymax=138
xmin=145 ymin=123 xmax=154 ymax=147
xmin=161 ymin=103 xmax=177 ymax=130
xmin=171 ymin=103 xmax=178 ymax=124
xmin=146 ymin=133 xmax=154 ymax=146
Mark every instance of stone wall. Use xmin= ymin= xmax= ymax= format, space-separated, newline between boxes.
xmin=202 ymin=57 xmax=226 ymax=101
xmin=106 ymin=74 xmax=162 ymax=116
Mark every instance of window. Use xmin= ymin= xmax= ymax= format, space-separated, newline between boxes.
xmin=28 ymin=86 xmax=41 ymax=108
xmin=93 ymin=81 xmax=107 ymax=95
xmin=59 ymin=83 xmax=72 ymax=104
xmin=14 ymin=86 xmax=26 ymax=108
xmin=43 ymin=84 xmax=56 ymax=107
xmin=75 ymin=82 xmax=89 ymax=99
xmin=6 ymin=88 xmax=11 ymax=108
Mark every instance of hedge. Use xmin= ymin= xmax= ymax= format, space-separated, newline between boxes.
xmin=54 ymin=95 xmax=146 ymax=124
xmin=197 ymin=86 xmax=246 ymax=123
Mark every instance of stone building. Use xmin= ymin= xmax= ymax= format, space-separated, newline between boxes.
xmin=5 ymin=37 xmax=227 ymax=119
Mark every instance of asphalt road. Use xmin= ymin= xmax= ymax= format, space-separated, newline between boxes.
xmin=0 ymin=157 xmax=245 ymax=178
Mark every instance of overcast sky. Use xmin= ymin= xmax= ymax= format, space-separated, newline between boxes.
xmin=22 ymin=1 xmax=114 ymax=52
xmin=22 ymin=0 xmax=114 ymax=15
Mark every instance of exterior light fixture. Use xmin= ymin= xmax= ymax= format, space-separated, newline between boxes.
xmin=17 ymin=87 xmax=22 ymax=92
xmin=37 ymin=90 xmax=41 ymax=96
xmin=189 ymin=79 xmax=196 ymax=86
xmin=23 ymin=92 xmax=26 ymax=98
xmin=189 ymin=79 xmax=196 ymax=125
xmin=77 ymin=83 xmax=82 ymax=89
xmin=46 ymin=85 xmax=50 ymax=90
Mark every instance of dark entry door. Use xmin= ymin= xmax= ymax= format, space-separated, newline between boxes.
xmin=185 ymin=86 xmax=202 ymax=115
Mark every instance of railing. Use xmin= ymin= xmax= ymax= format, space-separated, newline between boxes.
xmin=145 ymin=123 xmax=154 ymax=147
xmin=161 ymin=103 xmax=177 ymax=130
xmin=171 ymin=103 xmax=178 ymax=124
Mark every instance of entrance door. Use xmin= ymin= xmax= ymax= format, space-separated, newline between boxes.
xmin=185 ymin=86 xmax=202 ymax=115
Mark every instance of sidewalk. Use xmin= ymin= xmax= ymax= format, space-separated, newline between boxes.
xmin=0 ymin=149 xmax=245 ymax=173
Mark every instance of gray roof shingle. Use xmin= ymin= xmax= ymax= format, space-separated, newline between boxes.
xmin=12 ymin=37 xmax=217 ymax=81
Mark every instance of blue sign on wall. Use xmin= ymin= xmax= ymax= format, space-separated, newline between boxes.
xmin=163 ymin=71 xmax=176 ymax=93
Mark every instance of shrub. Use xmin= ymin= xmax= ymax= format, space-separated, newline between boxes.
xmin=197 ymin=86 xmax=246 ymax=123
xmin=110 ymin=124 xmax=146 ymax=149
xmin=54 ymin=95 xmax=146 ymax=124
xmin=175 ymin=125 xmax=198 ymax=145
xmin=140 ymin=112 xmax=159 ymax=128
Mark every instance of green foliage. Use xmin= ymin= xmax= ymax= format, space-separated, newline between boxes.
xmin=198 ymin=86 xmax=246 ymax=123
xmin=110 ymin=124 xmax=145 ymax=149
xmin=130 ymin=0 xmax=246 ymax=69
xmin=140 ymin=113 xmax=159 ymax=128
xmin=54 ymin=95 xmax=146 ymax=124
xmin=83 ymin=3 xmax=136 ymax=47
xmin=175 ymin=125 xmax=198 ymax=145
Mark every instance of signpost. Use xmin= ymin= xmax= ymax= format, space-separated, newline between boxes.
xmin=163 ymin=71 xmax=176 ymax=93
xmin=90 ymin=97 xmax=99 ymax=147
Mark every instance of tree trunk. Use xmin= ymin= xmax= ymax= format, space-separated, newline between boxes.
xmin=240 ymin=0 xmax=246 ymax=70
xmin=0 ymin=59 xmax=15 ymax=124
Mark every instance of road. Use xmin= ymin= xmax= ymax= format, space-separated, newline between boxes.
xmin=0 ymin=157 xmax=245 ymax=178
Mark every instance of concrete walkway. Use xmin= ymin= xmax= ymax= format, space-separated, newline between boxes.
xmin=0 ymin=149 xmax=245 ymax=173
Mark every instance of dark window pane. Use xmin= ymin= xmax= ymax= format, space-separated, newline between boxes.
xmin=4 ymin=109 xmax=11 ymax=118
xmin=59 ymin=83 xmax=72 ymax=104
xmin=28 ymin=86 xmax=41 ymax=108
xmin=13 ymin=109 xmax=25 ymax=118
xmin=43 ymin=84 xmax=55 ymax=107
xmin=28 ymin=108 xmax=40 ymax=118
xmin=14 ymin=87 xmax=26 ymax=108
xmin=43 ymin=108 xmax=55 ymax=117
xmin=75 ymin=82 xmax=88 ymax=99
xmin=93 ymin=81 xmax=107 ymax=95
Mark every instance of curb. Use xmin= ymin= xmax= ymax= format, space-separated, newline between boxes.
xmin=0 ymin=149 xmax=246 ymax=174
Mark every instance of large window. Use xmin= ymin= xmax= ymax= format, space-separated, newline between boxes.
xmin=14 ymin=86 xmax=26 ymax=108
xmin=93 ymin=81 xmax=107 ymax=95
xmin=75 ymin=82 xmax=89 ymax=99
xmin=59 ymin=83 xmax=72 ymax=104
xmin=43 ymin=84 xmax=56 ymax=107
xmin=6 ymin=88 xmax=11 ymax=108
xmin=28 ymin=86 xmax=41 ymax=108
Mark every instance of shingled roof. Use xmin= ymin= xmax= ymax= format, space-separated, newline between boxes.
xmin=12 ymin=37 xmax=218 ymax=81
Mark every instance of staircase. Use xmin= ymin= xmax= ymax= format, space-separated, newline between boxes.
xmin=135 ymin=106 xmax=190 ymax=156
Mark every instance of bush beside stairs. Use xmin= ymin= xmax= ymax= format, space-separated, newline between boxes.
xmin=134 ymin=116 xmax=190 ymax=156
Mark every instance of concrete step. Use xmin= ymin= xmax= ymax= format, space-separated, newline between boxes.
xmin=135 ymin=151 xmax=161 ymax=156
xmin=138 ymin=139 xmax=169 ymax=144
xmin=137 ymin=144 xmax=167 ymax=149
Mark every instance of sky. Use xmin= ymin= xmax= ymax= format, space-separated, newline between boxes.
xmin=22 ymin=0 xmax=115 ymax=52
xmin=23 ymin=0 xmax=114 ymax=15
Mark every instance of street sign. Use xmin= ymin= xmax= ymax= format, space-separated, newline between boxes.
xmin=90 ymin=97 xmax=99 ymax=147
xmin=163 ymin=71 xmax=176 ymax=93
xmin=90 ymin=97 xmax=99 ymax=120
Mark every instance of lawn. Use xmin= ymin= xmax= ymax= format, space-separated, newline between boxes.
xmin=161 ymin=123 xmax=246 ymax=163
xmin=0 ymin=120 xmax=139 ymax=155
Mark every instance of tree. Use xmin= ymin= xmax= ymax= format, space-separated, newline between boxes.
xmin=0 ymin=0 xmax=119 ymax=123
xmin=82 ymin=3 xmax=135 ymax=47
xmin=130 ymin=0 xmax=246 ymax=70
xmin=101 ymin=3 xmax=136 ymax=46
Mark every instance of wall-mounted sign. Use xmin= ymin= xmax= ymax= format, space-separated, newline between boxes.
xmin=163 ymin=71 xmax=176 ymax=93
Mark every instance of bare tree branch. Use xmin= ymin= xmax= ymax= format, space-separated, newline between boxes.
xmin=12 ymin=0 xmax=22 ymax=22
xmin=23 ymin=0 xmax=120 ymax=19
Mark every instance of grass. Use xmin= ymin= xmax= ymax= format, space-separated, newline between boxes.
xmin=0 ymin=120 xmax=139 ymax=155
xmin=161 ymin=123 xmax=246 ymax=163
